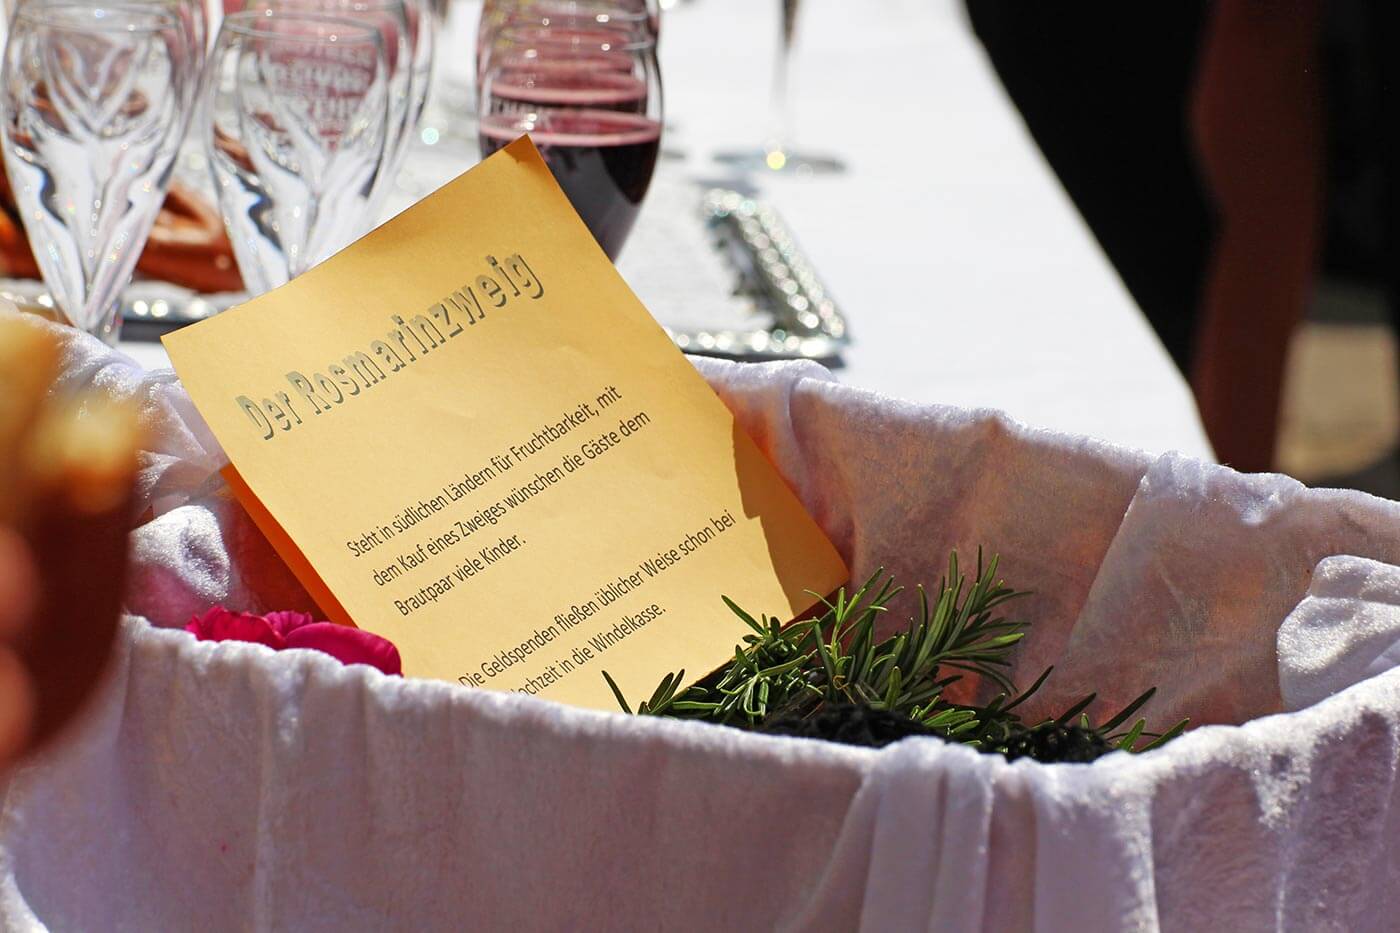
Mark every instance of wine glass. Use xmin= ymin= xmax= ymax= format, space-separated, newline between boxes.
xmin=244 ymin=0 xmax=416 ymax=211
xmin=203 ymin=11 xmax=391 ymax=294
xmin=715 ymin=0 xmax=843 ymax=175
xmin=0 ymin=3 xmax=193 ymax=344
xmin=478 ymin=25 xmax=661 ymax=260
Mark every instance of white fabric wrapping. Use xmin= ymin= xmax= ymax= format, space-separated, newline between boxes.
xmin=3 ymin=318 xmax=1400 ymax=931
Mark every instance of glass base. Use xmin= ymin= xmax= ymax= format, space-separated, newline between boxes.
xmin=1 ymin=282 xmax=126 ymax=344
xmin=713 ymin=146 xmax=846 ymax=175
xmin=2 ymin=288 xmax=123 ymax=346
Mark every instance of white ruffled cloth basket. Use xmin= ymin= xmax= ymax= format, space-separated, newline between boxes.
xmin=3 ymin=316 xmax=1400 ymax=931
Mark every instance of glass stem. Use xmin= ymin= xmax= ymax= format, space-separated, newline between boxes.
xmin=766 ymin=0 xmax=799 ymax=160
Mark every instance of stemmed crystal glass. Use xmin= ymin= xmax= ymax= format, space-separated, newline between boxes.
xmin=203 ymin=11 xmax=391 ymax=294
xmin=244 ymin=0 xmax=420 ymax=211
xmin=0 ymin=3 xmax=195 ymax=344
xmin=715 ymin=0 xmax=843 ymax=175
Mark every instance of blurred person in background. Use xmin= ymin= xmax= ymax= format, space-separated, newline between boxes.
xmin=966 ymin=1 xmax=1395 ymax=482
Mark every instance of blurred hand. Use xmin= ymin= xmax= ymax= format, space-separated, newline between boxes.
xmin=1 ymin=313 xmax=138 ymax=772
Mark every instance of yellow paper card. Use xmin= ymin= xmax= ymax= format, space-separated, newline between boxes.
xmin=163 ymin=137 xmax=848 ymax=711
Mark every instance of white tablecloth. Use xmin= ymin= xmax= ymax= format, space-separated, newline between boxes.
xmin=119 ymin=0 xmax=1213 ymax=462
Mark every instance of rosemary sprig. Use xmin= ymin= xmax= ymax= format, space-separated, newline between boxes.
xmin=604 ymin=549 xmax=1188 ymax=762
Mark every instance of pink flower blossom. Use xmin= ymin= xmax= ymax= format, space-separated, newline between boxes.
xmin=184 ymin=606 xmax=401 ymax=676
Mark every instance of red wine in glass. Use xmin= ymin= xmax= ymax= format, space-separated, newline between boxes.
xmin=479 ymin=23 xmax=662 ymax=259
xmin=480 ymin=109 xmax=660 ymax=260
